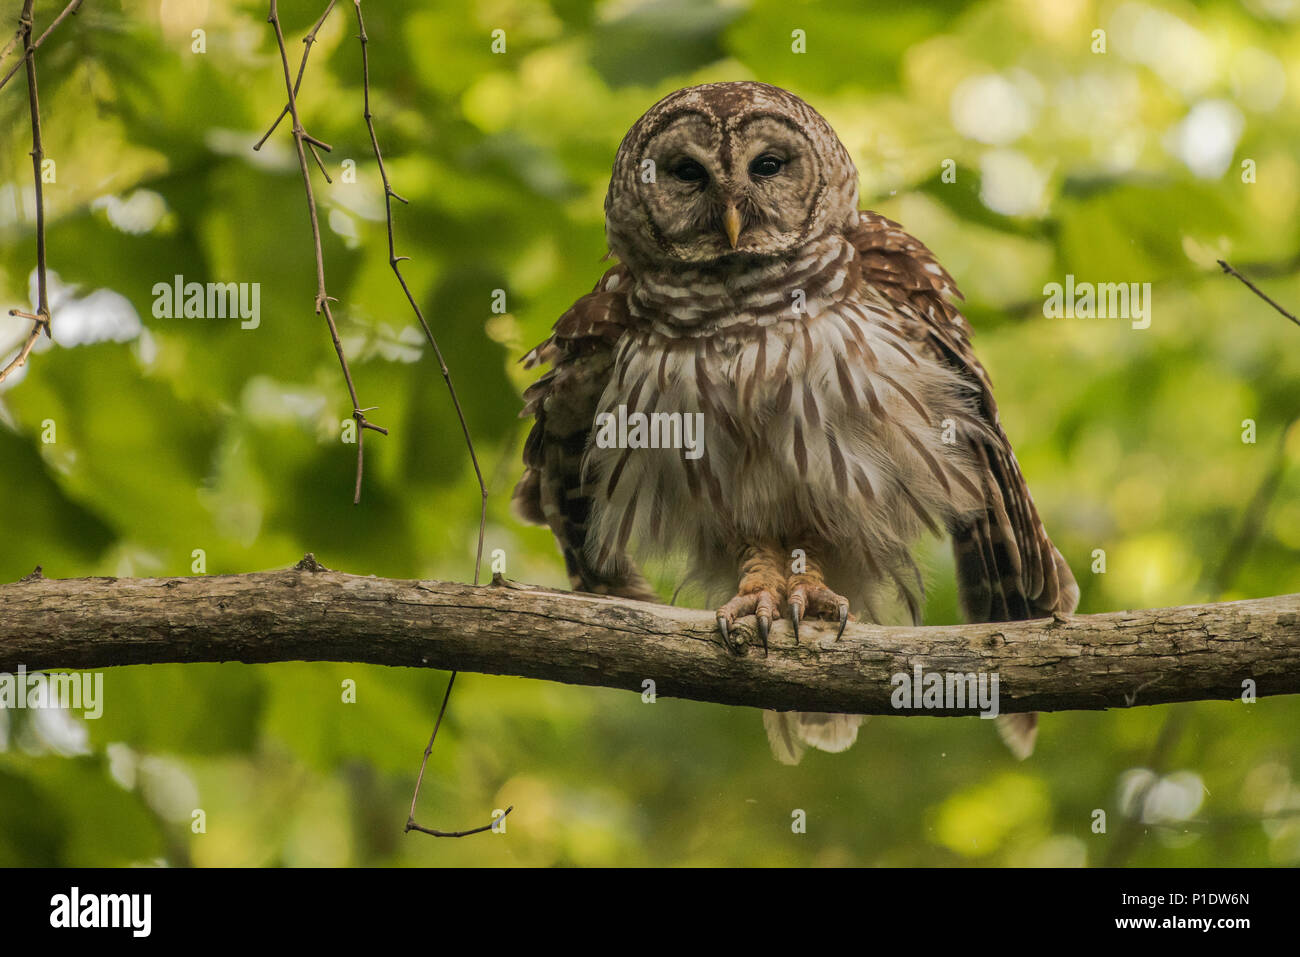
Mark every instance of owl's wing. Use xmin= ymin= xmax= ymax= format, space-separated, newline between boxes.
xmin=848 ymin=210 xmax=1079 ymax=628
xmin=512 ymin=266 xmax=658 ymax=601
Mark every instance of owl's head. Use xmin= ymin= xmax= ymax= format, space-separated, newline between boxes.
xmin=605 ymin=82 xmax=859 ymax=270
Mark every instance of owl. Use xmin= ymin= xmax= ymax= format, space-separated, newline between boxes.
xmin=513 ymin=82 xmax=1078 ymax=764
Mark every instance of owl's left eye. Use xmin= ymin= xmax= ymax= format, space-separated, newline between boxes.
xmin=749 ymin=154 xmax=784 ymax=178
xmin=670 ymin=159 xmax=709 ymax=183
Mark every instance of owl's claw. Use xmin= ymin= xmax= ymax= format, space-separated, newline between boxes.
xmin=715 ymin=588 xmax=781 ymax=657
xmin=716 ymin=614 xmax=737 ymax=654
xmin=787 ymin=580 xmax=852 ymax=641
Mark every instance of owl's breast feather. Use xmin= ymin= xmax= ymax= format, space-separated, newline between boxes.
xmin=581 ymin=295 xmax=985 ymax=579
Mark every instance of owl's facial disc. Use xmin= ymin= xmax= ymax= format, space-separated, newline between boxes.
xmin=637 ymin=113 xmax=826 ymax=263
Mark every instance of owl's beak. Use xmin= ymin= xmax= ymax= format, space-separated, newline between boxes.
xmin=722 ymin=202 xmax=743 ymax=249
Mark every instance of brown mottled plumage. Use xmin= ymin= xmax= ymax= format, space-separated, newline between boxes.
xmin=513 ymin=82 xmax=1078 ymax=763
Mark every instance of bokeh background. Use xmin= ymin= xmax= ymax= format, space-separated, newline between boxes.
xmin=2 ymin=0 xmax=1299 ymax=866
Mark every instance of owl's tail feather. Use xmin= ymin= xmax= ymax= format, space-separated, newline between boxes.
xmin=950 ymin=478 xmax=1078 ymax=759
xmin=995 ymin=713 xmax=1038 ymax=761
xmin=949 ymin=440 xmax=1080 ymax=623
xmin=763 ymin=711 xmax=866 ymax=765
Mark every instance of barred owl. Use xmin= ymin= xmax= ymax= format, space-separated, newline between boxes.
xmin=513 ymin=82 xmax=1078 ymax=764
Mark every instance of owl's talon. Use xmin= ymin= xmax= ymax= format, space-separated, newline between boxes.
xmin=787 ymin=580 xmax=852 ymax=639
xmin=716 ymin=615 xmax=737 ymax=653
xmin=716 ymin=586 xmax=782 ymax=656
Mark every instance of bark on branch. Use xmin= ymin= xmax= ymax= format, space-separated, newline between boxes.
xmin=2 ymin=564 xmax=1296 ymax=715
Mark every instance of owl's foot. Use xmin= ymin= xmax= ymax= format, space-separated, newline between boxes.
xmin=716 ymin=543 xmax=788 ymax=655
xmin=787 ymin=579 xmax=850 ymax=642
xmin=716 ymin=588 xmax=782 ymax=655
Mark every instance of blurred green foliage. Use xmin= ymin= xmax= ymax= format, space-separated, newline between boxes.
xmin=1 ymin=0 xmax=1298 ymax=866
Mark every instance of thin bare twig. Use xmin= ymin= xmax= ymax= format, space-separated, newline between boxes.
xmin=1 ymin=0 xmax=53 ymax=387
xmin=1217 ymin=259 xmax=1300 ymax=328
xmin=1219 ymin=251 xmax=1300 ymax=280
xmin=265 ymin=0 xmax=385 ymax=503
xmin=0 ymin=25 xmax=22 ymax=71
xmin=0 ymin=316 xmax=44 ymax=383
xmin=404 ymin=673 xmax=514 ymax=838
xmin=352 ymin=0 xmax=500 ymax=839
xmin=255 ymin=0 xmax=335 ymax=147
xmin=352 ymin=4 xmax=488 ymax=580
xmin=255 ymin=0 xmax=336 ymax=182
xmin=0 ymin=0 xmax=82 ymax=94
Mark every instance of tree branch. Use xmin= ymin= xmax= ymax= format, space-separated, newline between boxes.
xmin=2 ymin=566 xmax=1296 ymax=715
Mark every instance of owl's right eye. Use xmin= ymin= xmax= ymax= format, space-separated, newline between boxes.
xmin=670 ymin=159 xmax=708 ymax=183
